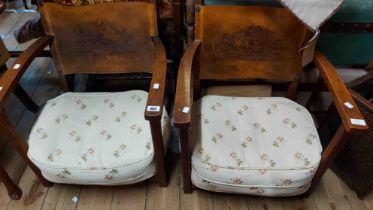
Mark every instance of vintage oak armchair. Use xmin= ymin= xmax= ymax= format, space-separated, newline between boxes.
xmin=173 ymin=4 xmax=368 ymax=196
xmin=0 ymin=1 xmax=169 ymax=199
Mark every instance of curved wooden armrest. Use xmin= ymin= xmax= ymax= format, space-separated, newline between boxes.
xmin=173 ymin=40 xmax=201 ymax=127
xmin=313 ymin=51 xmax=369 ymax=133
xmin=0 ymin=36 xmax=52 ymax=106
xmin=144 ymin=37 xmax=167 ymax=121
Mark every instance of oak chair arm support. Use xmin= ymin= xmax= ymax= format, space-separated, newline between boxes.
xmin=173 ymin=40 xmax=201 ymax=127
xmin=0 ymin=36 xmax=53 ymax=107
xmin=144 ymin=37 xmax=167 ymax=121
xmin=313 ymin=51 xmax=368 ymax=133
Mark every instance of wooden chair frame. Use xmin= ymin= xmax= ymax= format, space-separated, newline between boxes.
xmin=0 ymin=2 xmax=169 ymax=199
xmin=0 ymin=37 xmax=44 ymax=200
xmin=173 ymin=4 xmax=368 ymax=194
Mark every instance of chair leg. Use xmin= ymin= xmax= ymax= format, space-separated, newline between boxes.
xmin=179 ymin=127 xmax=192 ymax=193
xmin=311 ymin=125 xmax=348 ymax=187
xmin=65 ymin=74 xmax=75 ymax=91
xmin=0 ymin=165 xmax=22 ymax=200
xmin=305 ymin=77 xmax=323 ymax=110
xmin=286 ymin=81 xmax=298 ymax=101
xmin=13 ymin=85 xmax=40 ymax=113
xmin=0 ymin=112 xmax=52 ymax=187
xmin=149 ymin=120 xmax=168 ymax=187
xmin=59 ymin=74 xmax=73 ymax=92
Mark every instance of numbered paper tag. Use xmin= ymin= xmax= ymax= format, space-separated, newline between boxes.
xmin=350 ymin=118 xmax=367 ymax=126
xmin=344 ymin=102 xmax=354 ymax=109
xmin=147 ymin=105 xmax=160 ymax=112
xmin=71 ymin=196 xmax=79 ymax=203
xmin=182 ymin=107 xmax=190 ymax=113
xmin=153 ymin=83 xmax=160 ymax=89
xmin=13 ymin=64 xmax=21 ymax=69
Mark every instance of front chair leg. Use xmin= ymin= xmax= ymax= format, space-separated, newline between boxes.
xmin=311 ymin=125 xmax=348 ymax=187
xmin=0 ymin=164 xmax=22 ymax=200
xmin=149 ymin=119 xmax=168 ymax=187
xmin=0 ymin=112 xmax=52 ymax=187
xmin=179 ymin=127 xmax=192 ymax=193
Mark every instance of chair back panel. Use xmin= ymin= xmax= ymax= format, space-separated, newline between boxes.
xmin=41 ymin=2 xmax=157 ymax=75
xmin=196 ymin=6 xmax=309 ymax=81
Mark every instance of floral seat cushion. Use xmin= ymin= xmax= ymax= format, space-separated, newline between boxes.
xmin=28 ymin=90 xmax=169 ymax=185
xmin=191 ymin=96 xmax=322 ymax=196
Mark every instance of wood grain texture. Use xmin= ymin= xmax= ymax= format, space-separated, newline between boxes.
xmin=180 ymin=185 xmax=214 ymax=210
xmin=247 ymin=197 xmax=283 ymax=210
xmin=144 ymin=37 xmax=169 ymax=187
xmin=54 ymin=185 xmax=81 ymax=210
xmin=145 ymin=37 xmax=167 ymax=120
xmin=149 ymin=120 xmax=168 ymax=187
xmin=76 ymin=186 xmax=113 ymax=210
xmin=314 ymin=51 xmax=368 ymax=133
xmin=111 ymin=184 xmax=146 ymax=210
xmin=173 ymin=40 xmax=201 ymax=127
xmin=146 ymin=162 xmax=179 ymax=210
xmin=7 ymin=167 xmax=49 ymax=210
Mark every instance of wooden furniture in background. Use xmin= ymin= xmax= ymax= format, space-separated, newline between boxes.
xmin=173 ymin=2 xmax=368 ymax=195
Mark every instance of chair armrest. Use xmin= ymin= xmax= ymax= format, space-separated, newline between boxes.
xmin=173 ymin=40 xmax=201 ymax=127
xmin=313 ymin=51 xmax=369 ymax=133
xmin=0 ymin=36 xmax=52 ymax=106
xmin=144 ymin=37 xmax=167 ymax=121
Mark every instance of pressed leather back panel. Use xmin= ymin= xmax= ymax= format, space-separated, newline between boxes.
xmin=196 ymin=6 xmax=309 ymax=81
xmin=41 ymin=2 xmax=157 ymax=75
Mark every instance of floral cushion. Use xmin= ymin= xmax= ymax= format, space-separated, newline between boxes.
xmin=28 ymin=90 xmax=169 ymax=185
xmin=191 ymin=96 xmax=322 ymax=196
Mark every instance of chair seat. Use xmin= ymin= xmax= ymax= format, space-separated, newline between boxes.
xmin=191 ymin=96 xmax=322 ymax=196
xmin=28 ymin=90 xmax=169 ymax=185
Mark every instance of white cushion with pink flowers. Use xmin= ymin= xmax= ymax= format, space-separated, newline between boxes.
xmin=28 ymin=90 xmax=169 ymax=185
xmin=190 ymin=95 xmax=322 ymax=196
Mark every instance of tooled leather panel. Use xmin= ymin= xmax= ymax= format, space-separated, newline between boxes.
xmin=197 ymin=6 xmax=308 ymax=81
xmin=213 ymin=26 xmax=279 ymax=61
xmin=41 ymin=2 xmax=157 ymax=75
